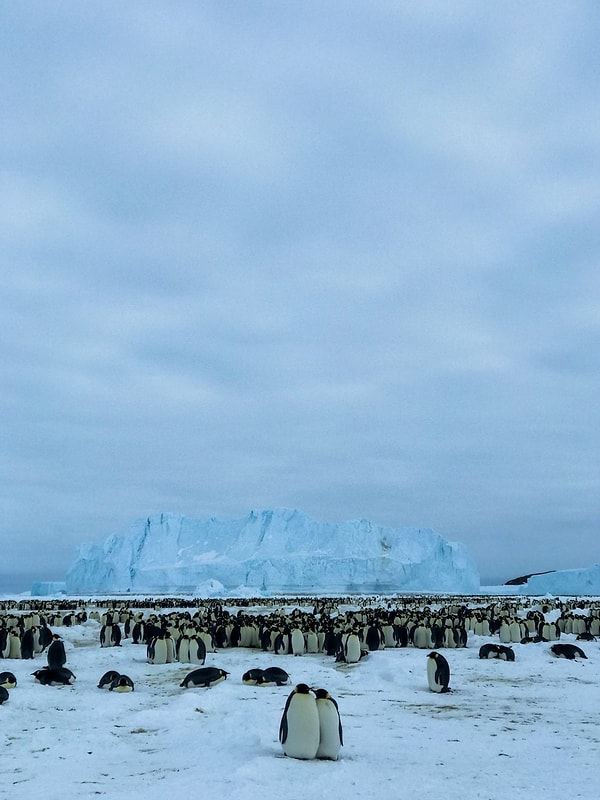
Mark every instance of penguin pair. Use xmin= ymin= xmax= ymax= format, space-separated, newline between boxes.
xmin=478 ymin=643 xmax=515 ymax=661
xmin=279 ymin=684 xmax=343 ymax=760
xmin=32 ymin=666 xmax=76 ymax=686
xmin=242 ymin=666 xmax=290 ymax=686
xmin=97 ymin=670 xmax=135 ymax=692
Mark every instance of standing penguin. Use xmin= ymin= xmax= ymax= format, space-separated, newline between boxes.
xmin=314 ymin=688 xmax=343 ymax=760
xmin=427 ymin=651 xmax=451 ymax=693
xmin=47 ymin=635 xmax=67 ymax=668
xmin=279 ymin=684 xmax=320 ymax=760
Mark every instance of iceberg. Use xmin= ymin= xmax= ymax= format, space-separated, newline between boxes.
xmin=65 ymin=508 xmax=480 ymax=595
xmin=519 ymin=564 xmax=600 ymax=595
xmin=30 ymin=581 xmax=67 ymax=596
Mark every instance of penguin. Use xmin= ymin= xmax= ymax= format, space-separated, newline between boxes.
xmin=427 ymin=651 xmax=451 ymax=693
xmin=0 ymin=686 xmax=9 ymax=704
xmin=343 ymin=631 xmax=362 ymax=664
xmin=479 ymin=643 xmax=501 ymax=659
xmin=188 ymin=636 xmax=206 ymax=666
xmin=110 ymin=674 xmax=135 ymax=692
xmin=279 ymin=684 xmax=320 ymax=760
xmin=97 ymin=670 xmax=121 ymax=689
xmin=257 ymin=667 xmax=290 ymax=686
xmin=100 ymin=624 xmax=121 ymax=647
xmin=314 ymin=688 xmax=343 ymax=760
xmin=32 ymin=667 xmax=77 ymax=686
xmin=20 ymin=627 xmax=35 ymax=659
xmin=550 ymin=643 xmax=587 ymax=660
xmin=242 ymin=668 xmax=264 ymax=685
xmin=577 ymin=632 xmax=596 ymax=642
xmin=0 ymin=671 xmax=17 ymax=689
xmin=180 ymin=667 xmax=229 ymax=688
xmin=0 ymin=629 xmax=10 ymax=658
xmin=47 ymin=635 xmax=67 ymax=668
xmin=8 ymin=632 xmax=21 ymax=659
xmin=290 ymin=627 xmax=306 ymax=656
xmin=497 ymin=645 xmax=515 ymax=661
xmin=147 ymin=635 xmax=168 ymax=665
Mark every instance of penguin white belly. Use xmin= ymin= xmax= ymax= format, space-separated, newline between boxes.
xmin=316 ymin=697 xmax=343 ymax=760
xmin=291 ymin=629 xmax=305 ymax=656
xmin=427 ymin=656 xmax=442 ymax=692
xmin=509 ymin=622 xmax=522 ymax=642
xmin=281 ymin=694 xmax=320 ymax=760
xmin=344 ymin=634 xmax=361 ymax=663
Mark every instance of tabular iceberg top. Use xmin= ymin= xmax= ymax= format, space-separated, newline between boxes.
xmin=65 ymin=507 xmax=480 ymax=595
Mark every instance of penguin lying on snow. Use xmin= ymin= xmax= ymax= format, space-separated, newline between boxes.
xmin=98 ymin=670 xmax=121 ymax=690
xmin=0 ymin=686 xmax=9 ymax=704
xmin=180 ymin=667 xmax=228 ymax=688
xmin=110 ymin=674 xmax=135 ymax=692
xmin=258 ymin=667 xmax=290 ymax=686
xmin=242 ymin=668 xmax=265 ymax=685
xmin=32 ymin=667 xmax=76 ymax=686
xmin=243 ymin=666 xmax=291 ymax=686
xmin=550 ymin=643 xmax=587 ymax=660
xmin=478 ymin=643 xmax=515 ymax=661
xmin=279 ymin=684 xmax=343 ymax=760
xmin=0 ymin=671 xmax=17 ymax=689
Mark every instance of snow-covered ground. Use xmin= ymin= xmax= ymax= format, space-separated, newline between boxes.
xmin=1 ymin=600 xmax=599 ymax=800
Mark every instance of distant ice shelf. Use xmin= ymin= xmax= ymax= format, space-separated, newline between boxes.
xmin=65 ymin=508 xmax=480 ymax=596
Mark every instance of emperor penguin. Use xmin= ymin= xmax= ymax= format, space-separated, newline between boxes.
xmin=147 ymin=634 xmax=168 ymax=664
xmin=290 ymin=627 xmax=306 ymax=656
xmin=279 ymin=684 xmax=320 ymax=760
xmin=0 ymin=671 xmax=17 ymax=689
xmin=550 ymin=643 xmax=587 ymax=660
xmin=97 ymin=670 xmax=121 ymax=689
xmin=426 ymin=651 xmax=451 ymax=693
xmin=257 ymin=666 xmax=290 ymax=686
xmin=0 ymin=686 xmax=9 ymax=704
xmin=110 ymin=674 xmax=135 ymax=692
xmin=314 ymin=688 xmax=343 ymax=760
xmin=180 ymin=667 xmax=229 ymax=688
xmin=47 ymin=635 xmax=67 ymax=668
xmin=343 ymin=631 xmax=362 ymax=664
xmin=32 ymin=666 xmax=77 ymax=686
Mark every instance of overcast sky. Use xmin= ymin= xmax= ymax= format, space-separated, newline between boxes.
xmin=2 ymin=1 xmax=599 ymax=590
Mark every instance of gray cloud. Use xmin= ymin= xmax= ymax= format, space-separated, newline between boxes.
xmin=2 ymin=2 xmax=599 ymax=588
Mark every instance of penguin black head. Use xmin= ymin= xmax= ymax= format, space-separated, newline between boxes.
xmin=295 ymin=683 xmax=311 ymax=694
xmin=313 ymin=688 xmax=330 ymax=700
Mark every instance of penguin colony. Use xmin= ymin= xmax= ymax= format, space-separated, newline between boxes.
xmin=0 ymin=593 xmax=598 ymax=758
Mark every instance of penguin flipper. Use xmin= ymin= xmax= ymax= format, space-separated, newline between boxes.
xmin=279 ymin=691 xmax=295 ymax=744
xmin=279 ymin=713 xmax=288 ymax=744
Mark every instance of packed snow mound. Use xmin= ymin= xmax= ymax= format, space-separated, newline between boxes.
xmin=65 ymin=508 xmax=480 ymax=595
xmin=519 ymin=563 xmax=600 ymax=595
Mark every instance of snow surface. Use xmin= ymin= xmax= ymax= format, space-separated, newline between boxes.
xmin=1 ymin=596 xmax=599 ymax=800
xmin=65 ymin=508 xmax=479 ymax=595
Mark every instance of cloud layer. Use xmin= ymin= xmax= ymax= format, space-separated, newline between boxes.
xmin=2 ymin=2 xmax=599 ymax=585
